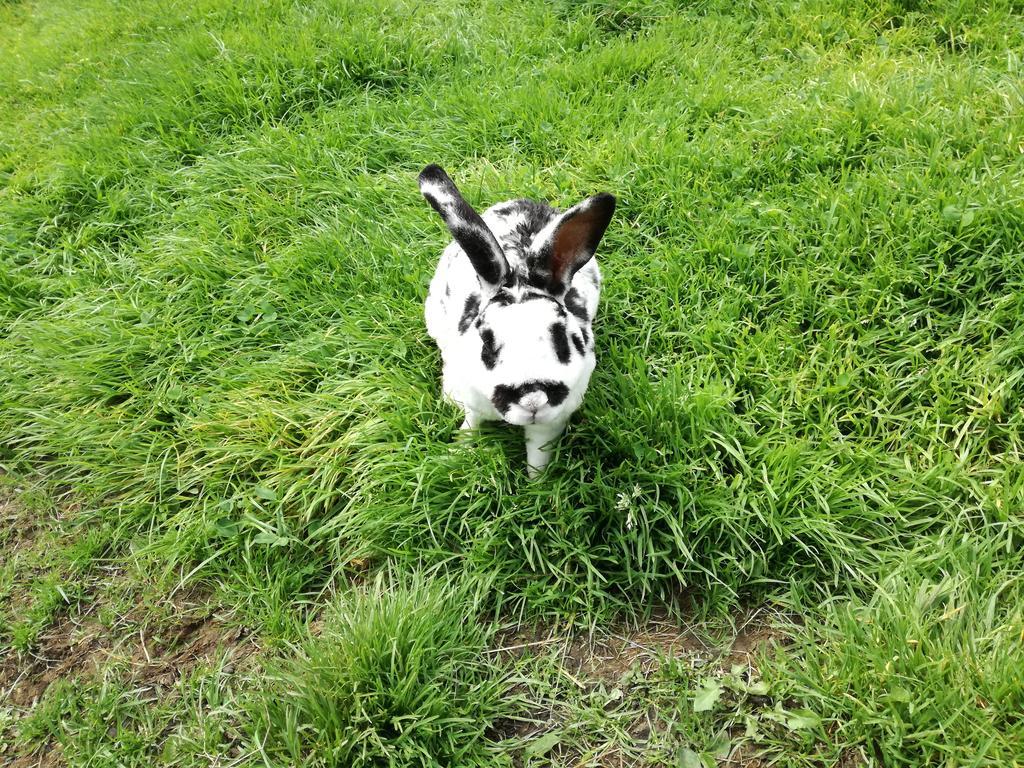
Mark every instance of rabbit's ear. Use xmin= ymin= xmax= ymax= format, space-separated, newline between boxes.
xmin=532 ymin=193 xmax=615 ymax=294
xmin=419 ymin=165 xmax=510 ymax=289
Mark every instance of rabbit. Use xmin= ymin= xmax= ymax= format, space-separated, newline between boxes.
xmin=419 ymin=164 xmax=615 ymax=477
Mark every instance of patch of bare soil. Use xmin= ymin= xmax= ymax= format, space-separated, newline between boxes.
xmin=837 ymin=746 xmax=868 ymax=767
xmin=493 ymin=605 xmax=787 ymax=682
xmin=0 ymin=484 xmax=258 ymax=766
xmin=1 ymin=589 xmax=258 ymax=766
xmin=4 ymin=746 xmax=65 ymax=768
xmin=0 ymin=484 xmax=45 ymax=554
xmin=489 ymin=607 xmax=790 ymax=767
xmin=1 ymin=592 xmax=257 ymax=709
xmin=0 ymin=480 xmax=84 ymax=624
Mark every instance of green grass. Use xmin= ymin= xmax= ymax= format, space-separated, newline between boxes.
xmin=254 ymin=572 xmax=509 ymax=766
xmin=1 ymin=0 xmax=1023 ymax=764
xmin=762 ymin=529 xmax=1024 ymax=765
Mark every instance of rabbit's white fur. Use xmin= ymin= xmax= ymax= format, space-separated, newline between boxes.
xmin=419 ymin=166 xmax=614 ymax=476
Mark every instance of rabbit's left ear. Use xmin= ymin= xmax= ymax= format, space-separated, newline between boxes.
xmin=419 ymin=165 xmax=510 ymax=289
xmin=532 ymin=193 xmax=615 ymax=294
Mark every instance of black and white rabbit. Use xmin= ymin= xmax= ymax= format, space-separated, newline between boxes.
xmin=419 ymin=165 xmax=615 ymax=476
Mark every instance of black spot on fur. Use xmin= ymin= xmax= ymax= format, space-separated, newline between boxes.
xmin=493 ymin=199 xmax=556 ymax=265
xmin=522 ymin=199 xmax=558 ymax=231
xmin=514 ymin=204 xmax=555 ymax=241
xmin=571 ymin=333 xmax=585 ymax=355
xmin=564 ymin=288 xmax=589 ymax=321
xmin=491 ymin=385 xmax=515 ymax=414
xmin=504 ymin=199 xmax=556 ymax=232
xmin=526 ymin=245 xmax=565 ymax=295
xmin=521 ymin=291 xmax=551 ymax=303
xmin=543 ymin=381 xmax=570 ymax=406
xmin=489 ymin=290 xmax=515 ymax=307
xmin=550 ymin=322 xmax=571 ymax=364
xmin=458 ymin=293 xmax=480 ymax=334
xmin=581 ymin=327 xmax=590 ymax=346
xmin=525 ymin=270 xmax=550 ymax=291
xmin=480 ymin=328 xmax=502 ymax=370
xmin=491 ymin=380 xmax=570 ymax=414
xmin=525 ymin=246 xmax=567 ymax=295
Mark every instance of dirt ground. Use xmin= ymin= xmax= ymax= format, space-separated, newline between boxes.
xmin=1 ymin=481 xmax=257 ymax=766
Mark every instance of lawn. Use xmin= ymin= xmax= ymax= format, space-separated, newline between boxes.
xmin=1 ymin=0 xmax=1023 ymax=765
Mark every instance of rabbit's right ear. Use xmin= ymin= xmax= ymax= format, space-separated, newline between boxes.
xmin=419 ymin=165 xmax=510 ymax=289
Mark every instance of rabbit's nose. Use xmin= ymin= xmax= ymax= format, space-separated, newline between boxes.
xmin=519 ymin=391 xmax=548 ymax=412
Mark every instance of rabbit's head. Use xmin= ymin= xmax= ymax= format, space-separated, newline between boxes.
xmin=419 ymin=165 xmax=614 ymax=427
